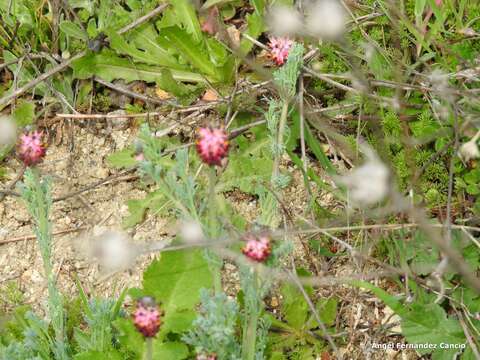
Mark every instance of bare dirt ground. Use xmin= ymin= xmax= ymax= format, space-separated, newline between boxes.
xmin=0 ymin=119 xmax=419 ymax=359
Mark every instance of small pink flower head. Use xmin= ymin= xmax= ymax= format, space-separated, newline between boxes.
xmin=242 ymin=233 xmax=272 ymax=262
xmin=17 ymin=131 xmax=46 ymax=166
xmin=435 ymin=0 xmax=442 ymax=6
xmin=133 ymin=296 xmax=162 ymax=338
xmin=268 ymin=37 xmax=293 ymax=65
xmin=196 ymin=127 xmax=229 ymax=166
xmin=196 ymin=353 xmax=217 ymax=360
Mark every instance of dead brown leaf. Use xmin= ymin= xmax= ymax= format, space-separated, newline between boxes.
xmin=202 ymin=89 xmax=219 ymax=102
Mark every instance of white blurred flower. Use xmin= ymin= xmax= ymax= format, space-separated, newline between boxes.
xmin=305 ymin=0 xmax=347 ymax=40
xmin=336 ymin=146 xmax=390 ymax=207
xmin=350 ymin=74 xmax=368 ymax=93
xmin=431 ymin=99 xmax=449 ymax=120
xmin=179 ymin=219 xmax=205 ymax=244
xmin=428 ymin=69 xmax=449 ymax=90
xmin=267 ymin=5 xmax=303 ymax=36
xmin=459 ymin=138 xmax=480 ymax=162
xmin=428 ymin=69 xmax=455 ymax=101
xmin=0 ymin=115 xmax=17 ymax=146
xmin=76 ymin=228 xmax=137 ymax=272
xmin=362 ymin=42 xmax=376 ymax=62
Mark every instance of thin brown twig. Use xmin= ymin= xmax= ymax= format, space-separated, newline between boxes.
xmin=0 ymin=50 xmax=87 ymax=108
xmin=290 ymin=222 xmax=480 ymax=235
xmin=456 ymin=310 xmax=480 ymax=358
xmin=116 ymin=3 xmax=169 ymax=35
xmin=52 ymin=170 xmax=138 ymax=202
xmin=0 ymin=226 xmax=88 ymax=245
xmin=0 ymin=164 xmax=25 ymax=202
xmin=56 ymin=112 xmax=164 ymax=119
xmin=93 ymin=77 xmax=177 ymax=107
xmin=287 ymin=268 xmax=342 ymax=359
xmin=0 ymin=53 xmax=47 ymax=71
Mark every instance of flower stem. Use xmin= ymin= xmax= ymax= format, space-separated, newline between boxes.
xmin=145 ymin=337 xmax=153 ymax=360
xmin=272 ymin=101 xmax=289 ymax=182
xmin=207 ymin=166 xmax=222 ymax=294
xmin=208 ymin=166 xmax=217 ymax=236
xmin=242 ymin=271 xmax=260 ymax=360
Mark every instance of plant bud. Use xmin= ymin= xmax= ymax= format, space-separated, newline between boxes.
xmin=196 ymin=127 xmax=229 ymax=166
xmin=133 ymin=296 xmax=162 ymax=338
xmin=242 ymin=233 xmax=272 ymax=262
xmin=17 ymin=131 xmax=46 ymax=166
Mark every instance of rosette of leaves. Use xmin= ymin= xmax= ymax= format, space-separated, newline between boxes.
xmin=69 ymin=0 xmax=253 ymax=105
xmin=266 ymin=269 xmax=338 ymax=360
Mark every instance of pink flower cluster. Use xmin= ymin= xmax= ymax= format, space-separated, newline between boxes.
xmin=17 ymin=131 xmax=46 ymax=166
xmin=242 ymin=234 xmax=272 ymax=262
xmin=133 ymin=297 xmax=162 ymax=338
xmin=196 ymin=127 xmax=229 ymax=166
xmin=268 ymin=37 xmax=293 ymax=66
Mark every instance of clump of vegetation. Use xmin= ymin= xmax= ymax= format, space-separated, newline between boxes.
xmin=0 ymin=0 xmax=479 ymax=359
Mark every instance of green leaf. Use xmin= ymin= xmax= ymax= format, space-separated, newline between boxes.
xmin=250 ymin=0 xmax=265 ymax=15
xmin=113 ymin=317 xmax=144 ymax=357
xmin=142 ymin=250 xmax=213 ymax=337
xmin=240 ymin=12 xmax=263 ymax=55
xmin=60 ymin=21 xmax=88 ymax=41
xmin=206 ymin=38 xmax=229 ymax=66
xmin=123 ymin=199 xmax=148 ymax=228
xmin=202 ymin=0 xmax=236 ymax=9
xmin=466 ymin=184 xmax=480 ymax=195
xmin=3 ymin=51 xmax=47 ymax=96
xmin=217 ymin=136 xmax=272 ymax=194
xmin=367 ymin=46 xmax=392 ymax=80
xmin=286 ymin=111 xmax=336 ymax=176
xmin=13 ymin=101 xmax=35 ymax=127
xmin=280 ymin=282 xmax=309 ymax=330
xmin=122 ymin=190 xmax=166 ymax=228
xmin=350 ymin=280 xmax=406 ymax=315
xmin=415 ymin=0 xmax=428 ymax=20
xmin=462 ymin=347 xmax=479 ymax=360
xmin=304 ymin=122 xmax=336 ymax=176
xmin=270 ymin=352 xmax=287 ymax=360
xmin=406 ymin=231 xmax=439 ymax=275
xmin=156 ymin=69 xmax=204 ymax=105
xmin=106 ymin=147 xmax=137 ymax=169
xmin=71 ymin=50 xmax=208 ymax=83
xmin=158 ymin=309 xmax=196 ymax=336
xmin=352 ymin=280 xmax=467 ymax=358
xmin=307 ymin=298 xmax=338 ymax=328
xmin=169 ymin=0 xmax=203 ymax=42
xmin=153 ymin=341 xmax=188 ymax=359
xmin=162 ymin=27 xmax=218 ymax=78
xmin=278 ymin=268 xmax=314 ymax=330
xmin=108 ymin=27 xmax=184 ymax=70
xmin=143 ymin=250 xmax=213 ymax=308
xmin=402 ymin=303 xmax=465 ymax=356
